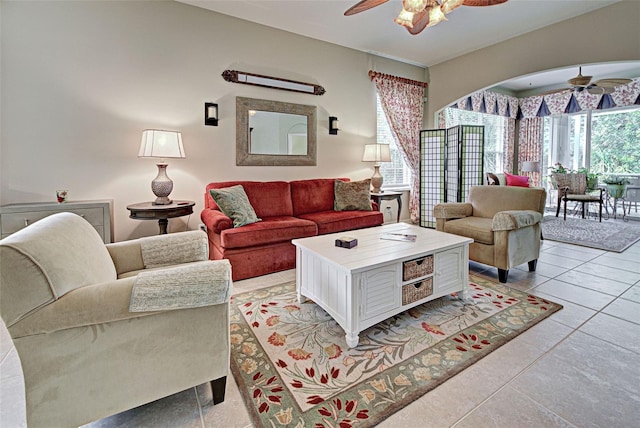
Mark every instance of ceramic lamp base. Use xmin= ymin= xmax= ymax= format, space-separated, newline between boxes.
xmin=371 ymin=164 xmax=384 ymax=193
xmin=151 ymin=163 xmax=174 ymax=205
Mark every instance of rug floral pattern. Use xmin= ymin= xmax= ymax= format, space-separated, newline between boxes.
xmin=230 ymin=277 xmax=561 ymax=427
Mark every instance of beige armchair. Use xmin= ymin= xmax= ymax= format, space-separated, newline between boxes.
xmin=0 ymin=212 xmax=232 ymax=427
xmin=434 ymin=185 xmax=547 ymax=283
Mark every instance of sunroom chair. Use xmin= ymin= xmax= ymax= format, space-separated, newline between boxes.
xmin=0 ymin=212 xmax=232 ymax=428
xmin=552 ymin=172 xmax=603 ymax=222
xmin=434 ymin=185 xmax=546 ymax=283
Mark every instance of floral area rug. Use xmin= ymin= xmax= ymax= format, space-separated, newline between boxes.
xmin=542 ymin=216 xmax=640 ymax=252
xmin=229 ymin=277 xmax=562 ymax=427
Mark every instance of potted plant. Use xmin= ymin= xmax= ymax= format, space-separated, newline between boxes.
xmin=603 ymin=175 xmax=630 ymax=199
xmin=548 ymin=163 xmax=571 ymax=189
xmin=577 ymin=168 xmax=599 ymax=192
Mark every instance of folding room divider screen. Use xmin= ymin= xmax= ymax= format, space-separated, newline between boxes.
xmin=420 ymin=125 xmax=484 ymax=228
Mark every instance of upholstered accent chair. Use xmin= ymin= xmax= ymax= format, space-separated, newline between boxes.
xmin=434 ymin=185 xmax=546 ymax=283
xmin=0 ymin=212 xmax=232 ymax=428
xmin=552 ymin=173 xmax=604 ymax=222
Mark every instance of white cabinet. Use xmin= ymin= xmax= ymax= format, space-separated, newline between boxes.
xmin=0 ymin=200 xmax=113 ymax=243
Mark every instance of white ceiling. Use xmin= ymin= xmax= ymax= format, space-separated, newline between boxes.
xmin=178 ymin=0 xmax=640 ymax=93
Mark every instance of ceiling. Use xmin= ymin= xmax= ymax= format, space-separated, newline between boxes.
xmin=178 ymin=0 xmax=640 ymax=94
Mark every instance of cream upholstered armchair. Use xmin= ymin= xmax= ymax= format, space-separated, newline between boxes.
xmin=0 ymin=212 xmax=232 ymax=428
xmin=434 ymin=185 xmax=547 ymax=283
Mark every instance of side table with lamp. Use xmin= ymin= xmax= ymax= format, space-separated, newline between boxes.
xmin=129 ymin=129 xmax=193 ymax=234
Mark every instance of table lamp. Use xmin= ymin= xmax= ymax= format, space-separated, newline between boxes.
xmin=362 ymin=144 xmax=391 ymax=193
xmin=138 ymin=129 xmax=185 ymax=205
xmin=522 ymin=161 xmax=540 ymax=186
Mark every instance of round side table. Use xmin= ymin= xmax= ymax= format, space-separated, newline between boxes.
xmin=126 ymin=200 xmax=195 ymax=234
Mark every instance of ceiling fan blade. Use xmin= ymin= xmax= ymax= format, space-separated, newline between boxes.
xmin=588 ymin=86 xmax=614 ymax=95
xmin=538 ymin=87 xmax=571 ymax=96
xmin=344 ymin=0 xmax=389 ymax=16
xmin=407 ymin=9 xmax=430 ymax=35
xmin=594 ymin=78 xmax=633 ymax=88
xmin=463 ymin=0 xmax=509 ymax=6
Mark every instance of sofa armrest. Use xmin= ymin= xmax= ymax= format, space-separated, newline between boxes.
xmin=201 ymin=209 xmax=233 ymax=234
xmin=433 ymin=203 xmax=473 ymax=219
xmin=492 ymin=210 xmax=542 ymax=231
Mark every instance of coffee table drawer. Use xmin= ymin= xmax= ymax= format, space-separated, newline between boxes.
xmin=402 ymin=277 xmax=434 ymax=305
xmin=402 ymin=255 xmax=434 ymax=281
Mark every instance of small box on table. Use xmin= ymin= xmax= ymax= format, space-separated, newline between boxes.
xmin=335 ymin=236 xmax=358 ymax=249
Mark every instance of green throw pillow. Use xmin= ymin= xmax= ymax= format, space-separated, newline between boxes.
xmin=334 ymin=179 xmax=372 ymax=211
xmin=209 ymin=185 xmax=261 ymax=228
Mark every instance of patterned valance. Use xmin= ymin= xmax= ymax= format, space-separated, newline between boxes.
xmin=450 ymin=78 xmax=640 ymax=119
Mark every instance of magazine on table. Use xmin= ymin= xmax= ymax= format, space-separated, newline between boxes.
xmin=380 ymin=232 xmax=417 ymax=242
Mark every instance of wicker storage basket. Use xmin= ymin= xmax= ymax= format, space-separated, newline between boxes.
xmin=402 ymin=255 xmax=434 ymax=281
xmin=402 ymin=278 xmax=434 ymax=305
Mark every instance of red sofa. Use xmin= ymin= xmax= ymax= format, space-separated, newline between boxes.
xmin=201 ymin=178 xmax=384 ymax=280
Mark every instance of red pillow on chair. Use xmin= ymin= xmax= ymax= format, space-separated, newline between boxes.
xmin=504 ymin=172 xmax=530 ymax=187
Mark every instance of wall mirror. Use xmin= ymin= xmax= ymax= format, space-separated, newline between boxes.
xmin=236 ymin=97 xmax=317 ymax=166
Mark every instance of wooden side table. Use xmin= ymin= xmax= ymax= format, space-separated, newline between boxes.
xmin=370 ymin=191 xmax=402 ymax=223
xmin=126 ymin=200 xmax=195 ymax=234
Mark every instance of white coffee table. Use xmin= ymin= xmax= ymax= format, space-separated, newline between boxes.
xmin=292 ymin=223 xmax=473 ymax=348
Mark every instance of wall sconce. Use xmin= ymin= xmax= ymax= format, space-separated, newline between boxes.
xmin=329 ymin=116 xmax=339 ymax=135
xmin=205 ymin=102 xmax=218 ymax=126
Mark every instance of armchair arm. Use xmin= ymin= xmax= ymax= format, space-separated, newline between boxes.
xmin=9 ymin=276 xmax=146 ymax=337
xmin=201 ymin=209 xmax=233 ymax=234
xmin=139 ymin=230 xmax=208 ymax=269
xmin=433 ymin=203 xmax=473 ymax=219
xmin=492 ymin=210 xmax=542 ymax=231
xmin=10 ymin=259 xmax=232 ymax=338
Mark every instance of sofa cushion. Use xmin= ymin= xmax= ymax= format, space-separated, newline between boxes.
xmin=206 ymin=181 xmax=293 ymax=218
xmin=298 ymin=210 xmax=383 ymax=235
xmin=209 ymin=185 xmax=261 ymax=228
xmin=443 ymin=217 xmax=494 ymax=245
xmin=291 ymin=178 xmax=349 ymax=216
xmin=219 ymin=216 xmax=317 ymax=249
xmin=334 ymin=179 xmax=372 ymax=211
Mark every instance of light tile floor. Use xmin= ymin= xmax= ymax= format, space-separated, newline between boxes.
xmin=2 ymin=231 xmax=640 ymax=427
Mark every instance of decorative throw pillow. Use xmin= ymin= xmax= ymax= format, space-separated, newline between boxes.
xmin=504 ymin=172 xmax=530 ymax=187
xmin=495 ymin=173 xmax=507 ymax=186
xmin=334 ymin=179 xmax=372 ymax=211
xmin=209 ymin=185 xmax=261 ymax=228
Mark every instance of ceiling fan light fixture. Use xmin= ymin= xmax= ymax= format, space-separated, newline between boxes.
xmin=402 ymin=0 xmax=427 ymax=13
xmin=394 ymin=9 xmax=415 ymax=28
xmin=441 ymin=0 xmax=465 ymax=14
xmin=426 ymin=5 xmax=447 ymax=27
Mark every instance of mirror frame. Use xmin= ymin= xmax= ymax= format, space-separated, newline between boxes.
xmin=236 ymin=97 xmax=317 ymax=166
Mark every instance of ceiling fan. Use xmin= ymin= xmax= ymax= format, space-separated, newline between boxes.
xmin=542 ymin=67 xmax=633 ymax=95
xmin=344 ymin=0 xmax=508 ymax=35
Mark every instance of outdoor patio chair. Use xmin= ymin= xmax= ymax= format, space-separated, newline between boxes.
xmin=552 ymin=173 xmax=603 ymax=222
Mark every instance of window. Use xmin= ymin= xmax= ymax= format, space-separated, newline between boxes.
xmin=376 ymin=95 xmax=412 ymax=188
xmin=443 ymin=108 xmax=506 ymax=174
xmin=542 ymin=106 xmax=640 ymax=175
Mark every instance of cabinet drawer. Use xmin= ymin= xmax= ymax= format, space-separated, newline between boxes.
xmin=1 ymin=207 xmax=104 ymax=234
xmin=401 ymin=278 xmax=433 ymax=305
xmin=402 ymin=255 xmax=434 ymax=281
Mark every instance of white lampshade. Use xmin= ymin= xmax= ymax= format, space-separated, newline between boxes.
xmin=139 ymin=130 xmax=185 ymax=159
xmin=521 ymin=161 xmax=540 ymax=173
xmin=362 ymin=144 xmax=391 ymax=163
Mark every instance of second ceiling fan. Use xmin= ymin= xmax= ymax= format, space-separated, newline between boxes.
xmin=543 ymin=67 xmax=632 ymax=96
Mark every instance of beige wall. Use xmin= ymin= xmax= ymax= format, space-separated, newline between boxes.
xmin=0 ymin=1 xmax=424 ymax=240
xmin=426 ymin=0 xmax=640 ymax=127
